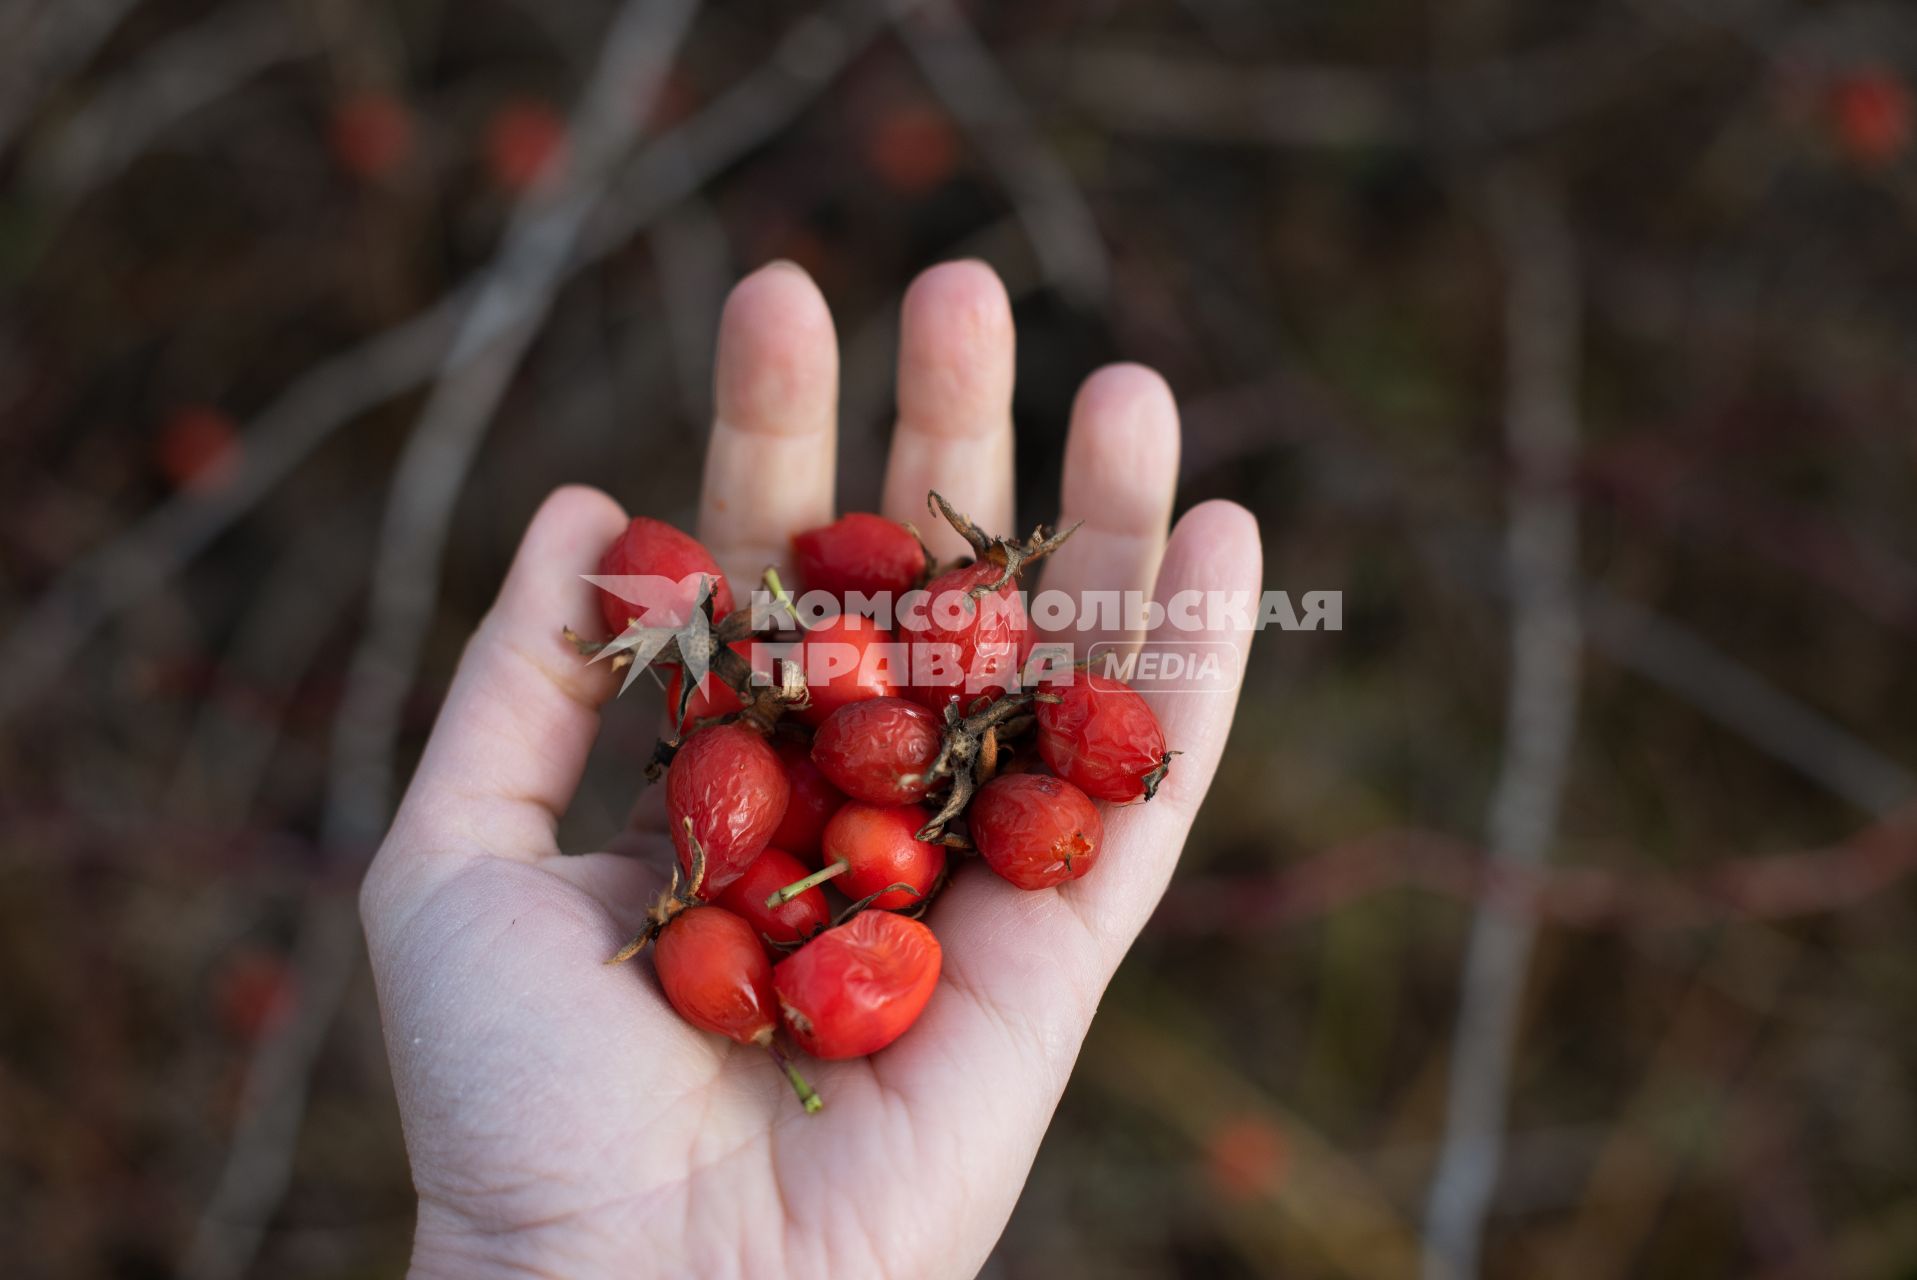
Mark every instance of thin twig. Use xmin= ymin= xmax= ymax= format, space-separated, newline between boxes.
xmin=0 ymin=0 xmax=890 ymax=725
xmin=29 ymin=1 xmax=309 ymax=199
xmin=0 ymin=0 xmax=142 ymax=154
xmin=0 ymin=296 xmax=467 ymax=722
xmin=895 ymin=0 xmax=1108 ymax=305
xmin=180 ymin=2 xmax=702 ymax=1274
xmin=166 ymin=504 xmax=374 ymax=824
xmin=652 ymin=196 xmax=732 ymax=418
xmin=1155 ymin=806 xmax=1917 ymax=936
xmin=1176 ymin=359 xmax=1917 ymax=828
xmin=1423 ymin=170 xmax=1584 ymax=1280
xmin=1045 ymin=21 xmax=1700 ymax=151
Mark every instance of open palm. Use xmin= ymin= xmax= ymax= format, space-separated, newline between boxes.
xmin=359 ymin=261 xmax=1264 ymax=1278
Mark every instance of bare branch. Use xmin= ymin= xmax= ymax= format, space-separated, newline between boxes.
xmin=0 ymin=0 xmax=142 ymax=154
xmin=0 ymin=296 xmax=466 ymax=722
xmin=652 ymin=197 xmax=732 ymax=418
xmin=1423 ymin=169 xmax=1584 ymax=1280
xmin=0 ymin=0 xmax=889 ymax=725
xmin=29 ymin=2 xmax=309 ymax=200
xmin=181 ymin=2 xmax=703 ymax=1274
xmin=895 ymin=0 xmax=1108 ymax=305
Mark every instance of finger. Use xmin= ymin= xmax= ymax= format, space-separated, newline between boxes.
xmin=383 ymin=485 xmax=631 ymax=868
xmin=1056 ymin=498 xmax=1264 ymax=956
xmin=879 ymin=261 xmax=1016 ymax=560
xmin=1037 ymin=364 xmax=1181 ymax=656
xmin=698 ymin=261 xmax=838 ymax=592
xmin=889 ymin=501 xmax=1262 ymax=1100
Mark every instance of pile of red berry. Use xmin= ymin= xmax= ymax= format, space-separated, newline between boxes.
xmin=577 ymin=495 xmax=1172 ymax=1112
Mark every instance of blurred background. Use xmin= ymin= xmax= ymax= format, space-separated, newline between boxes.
xmin=5 ymin=0 xmax=1917 ymax=1276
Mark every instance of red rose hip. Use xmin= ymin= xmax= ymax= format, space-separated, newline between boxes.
xmin=666 ymin=723 xmax=789 ymax=892
xmin=970 ymin=773 xmax=1104 ymax=889
xmin=1035 ymin=673 xmax=1170 ymax=803
xmin=774 ymin=910 xmax=942 ymax=1059
xmin=654 ymin=905 xmax=822 ymax=1111
xmin=791 ymin=613 xmax=900 ymax=727
xmin=770 ymin=802 xmax=945 ymax=911
xmin=716 ymin=848 xmax=831 ymax=946
xmin=663 ymin=639 xmax=759 ymax=731
xmin=596 ymin=515 xmax=735 ymax=635
xmin=903 ymin=559 xmax=1033 ymax=712
xmin=811 ymin=696 xmax=942 ymax=806
xmin=769 ymin=738 xmax=846 ymax=861
xmin=654 ymin=906 xmax=779 ymax=1044
xmin=792 ymin=512 xmax=926 ymax=602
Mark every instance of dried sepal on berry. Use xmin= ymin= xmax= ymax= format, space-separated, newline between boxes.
xmin=605 ymin=818 xmax=711 ymax=964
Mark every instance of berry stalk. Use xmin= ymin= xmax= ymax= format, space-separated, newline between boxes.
xmin=767 ymin=858 xmax=849 ymax=908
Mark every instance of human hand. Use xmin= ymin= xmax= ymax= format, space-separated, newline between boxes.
xmin=359 ymin=261 xmax=1263 ymax=1278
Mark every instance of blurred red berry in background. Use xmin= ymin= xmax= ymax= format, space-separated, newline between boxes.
xmin=214 ymin=947 xmax=299 ymax=1042
xmin=1830 ymin=67 xmax=1911 ymax=166
xmin=1203 ymin=1114 xmax=1288 ymax=1201
xmin=328 ymin=91 xmax=414 ymax=181
xmin=865 ymin=104 xmax=960 ymax=195
xmin=486 ymin=98 xmax=567 ymax=193
xmin=155 ymin=405 xmax=240 ymax=493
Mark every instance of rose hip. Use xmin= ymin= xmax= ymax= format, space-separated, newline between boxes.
xmin=970 ymin=773 xmax=1104 ymax=890
xmin=716 ymin=848 xmax=830 ymax=946
xmin=654 ymin=906 xmax=778 ymax=1044
xmin=770 ymin=802 xmax=946 ymax=911
xmin=774 ymin=910 xmax=941 ymax=1059
xmin=663 ymin=639 xmax=759 ymax=731
xmin=792 ymin=512 xmax=926 ymax=602
xmin=596 ymin=515 xmax=735 ymax=635
xmin=1036 ymin=673 xmax=1170 ymax=803
xmin=792 ymin=613 xmax=900 ymax=728
xmin=654 ymin=905 xmax=821 ymax=1111
xmin=903 ymin=559 xmax=1034 ymax=713
xmin=811 ymin=696 xmax=942 ymax=806
xmin=769 ymin=738 xmax=845 ymax=861
xmin=666 ymin=723 xmax=789 ymax=892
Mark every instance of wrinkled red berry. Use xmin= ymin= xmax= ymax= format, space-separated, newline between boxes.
xmin=666 ymin=724 xmax=788 ymax=892
xmin=774 ymin=910 xmax=941 ymax=1059
xmin=792 ymin=613 xmax=900 ymax=727
xmin=716 ymin=848 xmax=830 ymax=946
xmin=653 ymin=906 xmax=778 ymax=1045
xmin=1036 ymin=673 xmax=1168 ymax=803
xmin=970 ymin=773 xmax=1103 ymax=890
xmin=817 ymin=802 xmax=946 ymax=909
xmin=770 ymin=738 xmax=845 ymax=861
xmin=792 ymin=513 xmax=926 ymax=602
xmin=903 ymin=560 xmax=1033 ymax=712
xmin=597 ymin=515 xmax=734 ymax=635
xmin=811 ymin=696 xmax=942 ymax=805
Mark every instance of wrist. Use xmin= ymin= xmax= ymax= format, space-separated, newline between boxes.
xmin=409 ymin=1201 xmax=584 ymax=1280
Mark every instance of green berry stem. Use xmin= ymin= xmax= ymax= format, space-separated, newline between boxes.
xmin=766 ymin=858 xmax=849 ymax=908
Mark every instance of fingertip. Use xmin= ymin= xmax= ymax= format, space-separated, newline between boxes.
xmin=714 ymin=261 xmax=839 ymax=434
xmin=1063 ymin=364 xmax=1181 ymax=530
xmin=904 ymin=259 xmax=1013 ymax=336
xmin=897 ymin=260 xmax=1015 ymax=434
xmin=1164 ymin=499 xmax=1264 ymax=587
xmin=532 ymin=484 xmax=631 ymax=542
xmin=495 ymin=485 xmax=632 ymax=622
